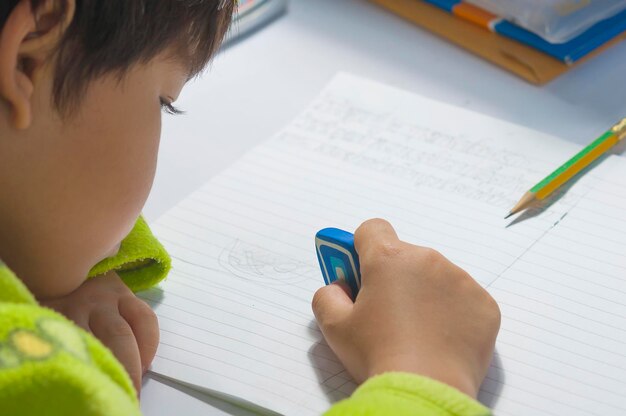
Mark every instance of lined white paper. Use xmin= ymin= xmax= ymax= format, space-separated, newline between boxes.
xmin=141 ymin=73 xmax=626 ymax=415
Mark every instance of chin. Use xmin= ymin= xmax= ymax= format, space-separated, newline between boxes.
xmin=104 ymin=242 xmax=122 ymax=259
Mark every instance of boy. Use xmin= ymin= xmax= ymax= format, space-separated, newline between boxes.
xmin=0 ymin=1 xmax=500 ymax=415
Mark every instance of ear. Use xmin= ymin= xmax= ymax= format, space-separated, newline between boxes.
xmin=0 ymin=0 xmax=75 ymax=130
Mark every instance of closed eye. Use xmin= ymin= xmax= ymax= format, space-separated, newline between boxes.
xmin=160 ymin=97 xmax=184 ymax=115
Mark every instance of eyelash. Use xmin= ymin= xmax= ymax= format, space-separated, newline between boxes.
xmin=160 ymin=98 xmax=184 ymax=115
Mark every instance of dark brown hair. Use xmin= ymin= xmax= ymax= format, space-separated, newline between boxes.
xmin=1 ymin=0 xmax=234 ymax=112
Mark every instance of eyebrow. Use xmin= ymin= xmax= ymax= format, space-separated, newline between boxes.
xmin=161 ymin=46 xmax=196 ymax=81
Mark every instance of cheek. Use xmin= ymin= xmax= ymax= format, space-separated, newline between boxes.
xmin=57 ymin=82 xmax=162 ymax=261
xmin=112 ymin=100 xmax=162 ymax=203
xmin=96 ymin=100 xmax=162 ymax=238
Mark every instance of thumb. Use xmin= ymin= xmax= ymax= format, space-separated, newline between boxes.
xmin=353 ymin=218 xmax=400 ymax=259
xmin=312 ymin=282 xmax=353 ymax=332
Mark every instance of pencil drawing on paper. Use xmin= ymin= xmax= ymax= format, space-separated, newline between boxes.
xmin=218 ymin=239 xmax=315 ymax=285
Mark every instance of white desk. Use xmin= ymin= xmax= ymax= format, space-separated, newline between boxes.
xmin=140 ymin=0 xmax=626 ymax=414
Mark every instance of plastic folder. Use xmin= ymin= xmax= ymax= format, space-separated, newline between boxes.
xmin=369 ymin=0 xmax=626 ymax=84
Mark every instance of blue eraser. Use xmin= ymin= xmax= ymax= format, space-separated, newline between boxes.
xmin=315 ymin=228 xmax=361 ymax=297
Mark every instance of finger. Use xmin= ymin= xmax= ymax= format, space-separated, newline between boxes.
xmin=312 ymin=282 xmax=353 ymax=333
xmin=353 ymin=218 xmax=400 ymax=259
xmin=89 ymin=308 xmax=142 ymax=395
xmin=67 ymin=313 xmax=91 ymax=334
xmin=118 ymin=295 xmax=159 ymax=374
xmin=40 ymin=299 xmax=91 ymax=333
xmin=332 ymin=279 xmax=353 ymax=300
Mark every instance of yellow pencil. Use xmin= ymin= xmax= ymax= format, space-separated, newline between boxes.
xmin=506 ymin=118 xmax=626 ymax=219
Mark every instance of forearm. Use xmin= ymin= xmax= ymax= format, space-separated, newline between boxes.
xmin=0 ymin=262 xmax=140 ymax=415
xmin=326 ymin=373 xmax=490 ymax=416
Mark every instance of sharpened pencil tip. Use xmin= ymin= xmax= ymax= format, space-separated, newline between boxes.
xmin=504 ymin=212 xmax=514 ymax=220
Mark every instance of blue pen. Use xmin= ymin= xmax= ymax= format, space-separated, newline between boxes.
xmin=315 ymin=228 xmax=361 ymax=298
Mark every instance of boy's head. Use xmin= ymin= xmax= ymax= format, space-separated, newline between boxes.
xmin=0 ymin=0 xmax=234 ymax=297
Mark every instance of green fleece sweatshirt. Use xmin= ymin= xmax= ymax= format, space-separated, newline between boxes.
xmin=0 ymin=218 xmax=490 ymax=416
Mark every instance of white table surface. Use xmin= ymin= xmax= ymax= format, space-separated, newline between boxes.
xmin=140 ymin=0 xmax=626 ymax=414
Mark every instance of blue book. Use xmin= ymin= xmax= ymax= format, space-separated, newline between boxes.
xmin=223 ymin=0 xmax=288 ymax=47
xmin=494 ymin=7 xmax=626 ymax=64
xmin=423 ymin=0 xmax=626 ymax=64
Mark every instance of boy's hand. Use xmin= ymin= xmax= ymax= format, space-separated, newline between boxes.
xmin=312 ymin=219 xmax=500 ymax=398
xmin=40 ymin=271 xmax=158 ymax=395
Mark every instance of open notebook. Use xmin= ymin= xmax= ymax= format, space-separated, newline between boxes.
xmin=139 ymin=73 xmax=626 ymax=416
